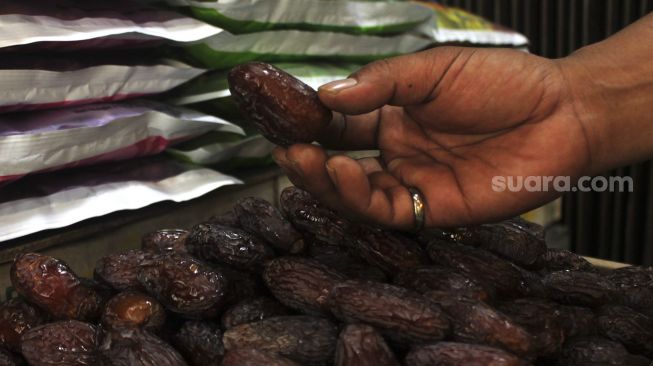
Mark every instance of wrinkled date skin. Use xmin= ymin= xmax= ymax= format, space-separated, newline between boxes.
xmin=0 ymin=297 xmax=46 ymax=352
xmin=221 ymin=348 xmax=301 ymax=366
xmin=596 ymin=305 xmax=653 ymax=357
xmin=221 ymin=296 xmax=291 ymax=329
xmin=214 ymin=264 xmax=265 ymax=306
xmin=206 ymin=209 xmax=241 ymax=228
xmin=425 ymin=292 xmax=534 ymax=357
xmin=186 ymin=223 xmax=274 ymax=271
xmin=173 ymin=321 xmax=224 ymax=366
xmin=101 ymin=292 xmax=166 ymax=332
xmin=335 ymin=324 xmax=399 ymax=366
xmin=280 ymin=187 xmax=352 ymax=247
xmin=21 ymin=320 xmax=100 ymax=366
xmin=405 ymin=342 xmax=528 ymax=366
xmin=313 ymin=254 xmax=387 ymax=283
xmin=348 ymin=225 xmax=429 ymax=274
xmin=496 ymin=298 xmax=565 ymax=357
xmin=327 ymin=280 xmax=451 ymax=344
xmin=263 ymin=257 xmax=345 ymax=316
xmin=223 ymin=315 xmax=338 ymax=364
xmin=537 ymin=248 xmax=595 ymax=272
xmin=607 ymin=266 xmax=653 ymax=312
xmin=556 ymin=304 xmax=596 ymax=338
xmin=426 ymin=240 xmax=524 ymax=297
xmin=234 ymin=197 xmax=304 ymax=253
xmin=542 ymin=270 xmax=618 ymax=307
xmin=98 ymin=329 xmax=187 ymax=366
xmin=228 ymin=62 xmax=332 ymax=146
xmin=141 ymin=229 xmax=189 ymax=254
xmin=11 ymin=253 xmax=101 ymax=321
xmin=393 ymin=266 xmax=493 ymax=302
xmin=94 ymin=249 xmax=160 ymax=291
xmin=559 ymin=336 xmax=651 ymax=366
xmin=137 ymin=253 xmax=228 ymax=317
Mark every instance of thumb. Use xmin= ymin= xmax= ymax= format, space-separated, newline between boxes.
xmin=317 ymin=46 xmax=470 ymax=115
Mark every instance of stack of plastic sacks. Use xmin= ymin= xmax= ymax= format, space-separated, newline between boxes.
xmin=0 ymin=0 xmax=246 ymax=242
xmin=160 ymin=0 xmax=529 ymax=167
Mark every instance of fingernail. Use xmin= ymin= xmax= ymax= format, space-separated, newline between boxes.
xmin=325 ymin=162 xmax=338 ymax=184
xmin=289 ymin=159 xmax=303 ymax=178
xmin=319 ymin=78 xmax=358 ymax=94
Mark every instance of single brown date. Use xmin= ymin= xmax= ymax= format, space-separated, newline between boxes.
xmin=263 ymin=257 xmax=345 ymax=316
xmin=405 ymin=342 xmax=528 ymax=366
xmin=221 ymin=348 xmax=301 ymax=366
xmin=335 ymin=324 xmax=399 ymax=366
xmin=327 ymin=280 xmax=450 ymax=344
xmin=223 ymin=315 xmax=338 ymax=364
xmin=280 ymin=187 xmax=351 ymax=247
xmin=98 ymin=329 xmax=187 ymax=366
xmin=0 ymin=297 xmax=46 ymax=352
xmin=228 ymin=62 xmax=332 ymax=146
xmin=426 ymin=240 xmax=524 ymax=297
xmin=596 ymin=305 xmax=653 ymax=357
xmin=94 ymin=249 xmax=159 ymax=291
xmin=559 ymin=336 xmax=651 ymax=366
xmin=393 ymin=266 xmax=493 ymax=302
xmin=221 ymin=296 xmax=291 ymax=329
xmin=141 ymin=229 xmax=189 ymax=253
xmin=542 ymin=270 xmax=618 ymax=307
xmin=348 ymin=225 xmax=429 ymax=274
xmin=313 ymin=253 xmax=387 ymax=283
xmin=234 ymin=197 xmax=304 ymax=253
xmin=173 ymin=321 xmax=224 ymax=366
xmin=137 ymin=253 xmax=228 ymax=318
xmin=537 ymin=248 xmax=594 ymax=272
xmin=425 ymin=292 xmax=534 ymax=357
xmin=606 ymin=265 xmax=653 ymax=288
xmin=11 ymin=253 xmax=101 ymax=321
xmin=21 ymin=320 xmax=100 ymax=366
xmin=186 ymin=223 xmax=274 ymax=271
xmin=101 ymin=292 xmax=165 ymax=332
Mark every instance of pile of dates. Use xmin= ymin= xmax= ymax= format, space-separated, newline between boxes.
xmin=1 ymin=187 xmax=653 ymax=366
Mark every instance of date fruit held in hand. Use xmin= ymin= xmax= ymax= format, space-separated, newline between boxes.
xmin=228 ymin=62 xmax=332 ymax=146
xmin=11 ymin=253 xmax=101 ymax=321
xmin=335 ymin=324 xmax=399 ymax=366
xmin=21 ymin=320 xmax=100 ymax=366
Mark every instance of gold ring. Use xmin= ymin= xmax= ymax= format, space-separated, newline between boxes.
xmin=408 ymin=187 xmax=425 ymax=231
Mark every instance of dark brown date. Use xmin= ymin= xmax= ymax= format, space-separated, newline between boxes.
xmin=335 ymin=324 xmax=399 ymax=366
xmin=228 ymin=62 xmax=332 ymax=146
xmin=606 ymin=265 xmax=653 ymax=288
xmin=221 ymin=348 xmax=301 ymax=366
xmin=21 ymin=320 xmax=100 ymax=366
xmin=141 ymin=229 xmax=189 ymax=253
xmin=496 ymin=298 xmax=565 ymax=357
xmin=262 ymin=257 xmax=346 ymax=316
xmin=137 ymin=253 xmax=228 ymax=317
xmin=348 ymin=225 xmax=429 ymax=273
xmin=556 ymin=304 xmax=596 ymax=338
xmin=234 ymin=197 xmax=304 ymax=253
xmin=542 ymin=270 xmax=618 ymax=307
xmin=221 ymin=296 xmax=291 ymax=329
xmin=206 ymin=209 xmax=241 ymax=228
xmin=101 ymin=292 xmax=165 ymax=332
xmin=426 ymin=240 xmax=524 ymax=297
xmin=425 ymin=292 xmax=534 ymax=357
xmin=11 ymin=253 xmax=101 ymax=321
xmin=327 ymin=280 xmax=450 ymax=344
xmin=215 ymin=264 xmax=265 ymax=305
xmin=596 ymin=305 xmax=653 ymax=357
xmin=405 ymin=342 xmax=528 ymax=366
xmin=537 ymin=248 xmax=594 ymax=272
xmin=313 ymin=254 xmax=387 ymax=283
xmin=94 ymin=249 xmax=159 ymax=291
xmin=0 ymin=298 xmax=45 ymax=352
xmin=98 ymin=329 xmax=187 ymax=366
xmin=173 ymin=321 xmax=224 ymax=366
xmin=222 ymin=315 xmax=338 ymax=363
xmin=559 ymin=336 xmax=651 ymax=366
xmin=393 ymin=266 xmax=493 ymax=302
xmin=186 ymin=223 xmax=274 ymax=271
xmin=280 ymin=187 xmax=351 ymax=247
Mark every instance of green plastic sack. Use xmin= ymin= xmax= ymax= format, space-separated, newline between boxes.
xmin=182 ymin=0 xmax=431 ymax=35
xmin=184 ymin=29 xmax=432 ymax=69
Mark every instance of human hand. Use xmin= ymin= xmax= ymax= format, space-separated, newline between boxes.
xmin=272 ymin=46 xmax=594 ymax=229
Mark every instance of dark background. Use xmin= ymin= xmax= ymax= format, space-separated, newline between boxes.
xmin=437 ymin=0 xmax=653 ymax=265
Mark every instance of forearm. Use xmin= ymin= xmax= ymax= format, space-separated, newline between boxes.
xmin=558 ymin=12 xmax=653 ymax=174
